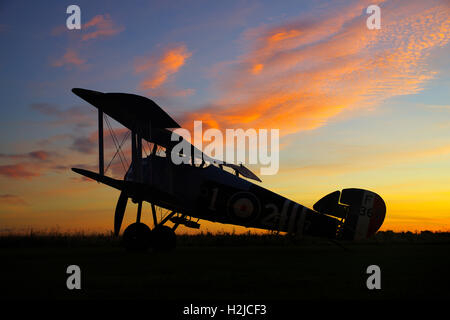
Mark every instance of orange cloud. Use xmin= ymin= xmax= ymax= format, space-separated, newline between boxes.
xmin=82 ymin=14 xmax=124 ymax=41
xmin=0 ymin=194 xmax=28 ymax=206
xmin=172 ymin=88 xmax=196 ymax=97
xmin=0 ymin=164 xmax=40 ymax=179
xmin=183 ymin=0 xmax=450 ymax=136
xmin=51 ymin=49 xmax=85 ymax=67
xmin=135 ymin=44 xmax=192 ymax=90
xmin=0 ymin=150 xmax=51 ymax=161
xmin=251 ymin=63 xmax=264 ymax=75
xmin=268 ymin=29 xmax=302 ymax=44
xmin=0 ymin=147 xmax=67 ymax=181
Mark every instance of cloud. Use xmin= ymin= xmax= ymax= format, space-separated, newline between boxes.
xmin=182 ymin=0 xmax=450 ymax=136
xmin=144 ymin=87 xmax=196 ymax=99
xmin=0 ymin=150 xmax=51 ymax=161
xmin=0 ymin=194 xmax=28 ymax=206
xmin=68 ymin=143 xmax=131 ymax=180
xmin=51 ymin=24 xmax=67 ymax=36
xmin=66 ymin=127 xmax=138 ymax=179
xmin=0 ymin=120 xmax=130 ymax=182
xmin=82 ymin=14 xmax=124 ymax=41
xmin=0 ymin=150 xmax=60 ymax=180
xmin=0 ymin=163 xmax=41 ymax=179
xmin=69 ymin=127 xmax=130 ymax=155
xmin=135 ymin=44 xmax=192 ymax=91
xmin=30 ymin=103 xmax=95 ymax=128
xmin=51 ymin=49 xmax=85 ymax=68
xmin=70 ymin=137 xmax=97 ymax=154
xmin=173 ymin=88 xmax=196 ymax=97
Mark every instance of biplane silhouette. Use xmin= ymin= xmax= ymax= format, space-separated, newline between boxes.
xmin=71 ymin=88 xmax=386 ymax=251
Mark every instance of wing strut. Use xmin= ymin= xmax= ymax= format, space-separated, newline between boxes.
xmin=98 ymin=108 xmax=104 ymax=176
xmin=131 ymin=129 xmax=143 ymax=183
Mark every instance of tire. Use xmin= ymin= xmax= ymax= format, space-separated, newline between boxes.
xmin=122 ymin=222 xmax=152 ymax=252
xmin=151 ymin=225 xmax=177 ymax=252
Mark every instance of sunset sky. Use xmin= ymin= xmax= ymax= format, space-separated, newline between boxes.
xmin=0 ymin=0 xmax=449 ymax=234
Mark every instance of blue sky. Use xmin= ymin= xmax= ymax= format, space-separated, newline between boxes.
xmin=0 ymin=0 xmax=449 ymax=232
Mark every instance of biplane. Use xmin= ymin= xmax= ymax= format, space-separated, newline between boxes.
xmin=71 ymin=88 xmax=386 ymax=251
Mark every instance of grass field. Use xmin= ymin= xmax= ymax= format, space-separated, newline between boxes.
xmin=1 ymin=231 xmax=449 ymax=301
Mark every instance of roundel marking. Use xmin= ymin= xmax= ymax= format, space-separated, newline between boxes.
xmin=227 ymin=191 xmax=261 ymax=224
xmin=232 ymin=198 xmax=254 ymax=218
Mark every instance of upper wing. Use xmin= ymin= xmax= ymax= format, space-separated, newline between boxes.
xmin=72 ymin=88 xmax=180 ymax=131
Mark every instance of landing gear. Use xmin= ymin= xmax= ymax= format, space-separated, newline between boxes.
xmin=121 ymin=201 xmax=177 ymax=252
xmin=123 ymin=222 xmax=152 ymax=252
xmin=151 ymin=225 xmax=176 ymax=251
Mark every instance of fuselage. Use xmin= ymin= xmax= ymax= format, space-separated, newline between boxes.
xmin=125 ymin=153 xmax=339 ymax=238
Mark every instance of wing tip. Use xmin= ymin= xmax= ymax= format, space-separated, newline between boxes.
xmin=71 ymin=88 xmax=104 ymax=99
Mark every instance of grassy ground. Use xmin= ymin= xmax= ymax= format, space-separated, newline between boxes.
xmin=0 ymin=231 xmax=449 ymax=300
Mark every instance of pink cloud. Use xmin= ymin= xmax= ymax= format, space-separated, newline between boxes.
xmin=51 ymin=49 xmax=85 ymax=68
xmin=0 ymin=164 xmax=40 ymax=180
xmin=0 ymin=150 xmax=53 ymax=161
xmin=0 ymin=150 xmax=61 ymax=180
xmin=82 ymin=14 xmax=124 ymax=41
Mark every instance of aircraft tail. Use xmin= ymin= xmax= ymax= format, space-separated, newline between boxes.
xmin=314 ymin=188 xmax=386 ymax=240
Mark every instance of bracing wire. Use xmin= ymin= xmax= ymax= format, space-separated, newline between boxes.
xmin=105 ymin=130 xmax=130 ymax=174
xmin=104 ymin=115 xmax=130 ymax=174
xmin=104 ymin=116 xmax=127 ymax=172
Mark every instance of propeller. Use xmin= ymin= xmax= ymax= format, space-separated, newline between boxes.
xmin=114 ymin=190 xmax=128 ymax=236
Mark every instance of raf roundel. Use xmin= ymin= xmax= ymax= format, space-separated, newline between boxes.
xmin=227 ymin=192 xmax=261 ymax=225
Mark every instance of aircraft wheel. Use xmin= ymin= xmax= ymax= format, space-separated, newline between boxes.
xmin=151 ymin=225 xmax=176 ymax=252
xmin=122 ymin=222 xmax=152 ymax=252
